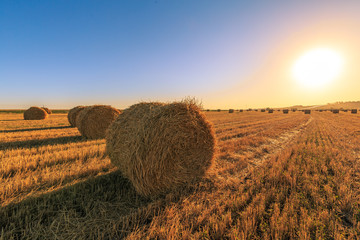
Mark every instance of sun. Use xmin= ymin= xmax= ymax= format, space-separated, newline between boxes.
xmin=292 ymin=48 xmax=344 ymax=89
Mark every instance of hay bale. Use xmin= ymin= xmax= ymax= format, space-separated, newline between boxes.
xmin=68 ymin=106 xmax=86 ymax=127
xmin=41 ymin=107 xmax=52 ymax=114
xmin=106 ymin=100 xmax=216 ymax=196
xmin=239 ymin=109 xmax=243 ymax=112
xmin=351 ymin=109 xmax=357 ymax=114
xmin=268 ymin=109 xmax=273 ymax=113
xmin=24 ymin=107 xmax=48 ymax=120
xmin=304 ymin=110 xmax=311 ymax=114
xmin=332 ymin=109 xmax=339 ymax=114
xmin=261 ymin=109 xmax=265 ymax=112
xmin=283 ymin=109 xmax=289 ymax=114
xmin=229 ymin=109 xmax=234 ymax=113
xmin=76 ymin=105 xmax=120 ymax=139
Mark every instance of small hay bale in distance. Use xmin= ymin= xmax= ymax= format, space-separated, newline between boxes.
xmin=351 ymin=109 xmax=357 ymax=114
xmin=239 ymin=109 xmax=243 ymax=112
xmin=24 ymin=107 xmax=48 ymax=120
xmin=41 ymin=107 xmax=52 ymax=114
xmin=304 ymin=110 xmax=311 ymax=114
xmin=76 ymin=105 xmax=121 ymax=139
xmin=332 ymin=109 xmax=339 ymax=114
xmin=217 ymin=109 xmax=221 ymax=112
xmin=68 ymin=106 xmax=86 ymax=127
xmin=261 ymin=109 xmax=265 ymax=112
xmin=229 ymin=109 xmax=234 ymax=113
xmin=268 ymin=109 xmax=273 ymax=113
xmin=283 ymin=109 xmax=289 ymax=114
xmin=106 ymin=101 xmax=216 ymax=197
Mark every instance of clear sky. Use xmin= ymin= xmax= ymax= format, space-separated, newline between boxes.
xmin=1 ymin=0 xmax=360 ymax=109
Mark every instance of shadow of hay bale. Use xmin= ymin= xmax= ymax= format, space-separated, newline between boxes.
xmin=0 ymin=136 xmax=85 ymax=150
xmin=0 ymin=126 xmax=73 ymax=133
xmin=0 ymin=170 xmax=215 ymax=239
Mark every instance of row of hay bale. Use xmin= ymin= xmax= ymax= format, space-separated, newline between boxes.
xmin=23 ymin=106 xmax=52 ymax=120
xmin=220 ymin=108 xmax=359 ymax=114
xmin=68 ymin=105 xmax=121 ymax=139
xmin=67 ymin=101 xmax=216 ymax=196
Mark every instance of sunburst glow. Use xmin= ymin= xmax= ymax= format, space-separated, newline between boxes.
xmin=292 ymin=48 xmax=344 ymax=89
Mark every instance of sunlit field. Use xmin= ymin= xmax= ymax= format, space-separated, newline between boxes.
xmin=1 ymin=110 xmax=359 ymax=239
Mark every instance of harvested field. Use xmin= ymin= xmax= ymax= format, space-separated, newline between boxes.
xmin=1 ymin=111 xmax=360 ymax=239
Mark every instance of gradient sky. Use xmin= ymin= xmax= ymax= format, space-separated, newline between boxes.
xmin=1 ymin=0 xmax=360 ymax=109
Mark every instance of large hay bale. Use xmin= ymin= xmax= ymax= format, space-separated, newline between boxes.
xmin=41 ymin=107 xmax=52 ymax=114
xmin=76 ymin=105 xmax=120 ymax=139
xmin=106 ymin=101 xmax=216 ymax=196
xmin=24 ymin=107 xmax=48 ymax=120
xmin=68 ymin=106 xmax=86 ymax=127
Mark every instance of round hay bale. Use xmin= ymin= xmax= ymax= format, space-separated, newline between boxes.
xmin=106 ymin=101 xmax=216 ymax=196
xmin=41 ymin=107 xmax=52 ymax=114
xmin=76 ymin=105 xmax=121 ymax=139
xmin=24 ymin=107 xmax=48 ymax=120
xmin=68 ymin=106 xmax=86 ymax=127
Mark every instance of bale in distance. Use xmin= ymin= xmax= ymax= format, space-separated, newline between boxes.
xmin=304 ymin=110 xmax=311 ymax=114
xmin=106 ymin=100 xmax=216 ymax=197
xmin=351 ymin=109 xmax=357 ymax=114
xmin=24 ymin=107 xmax=48 ymax=120
xmin=239 ymin=109 xmax=243 ymax=112
xmin=261 ymin=109 xmax=265 ymax=112
xmin=283 ymin=109 xmax=289 ymax=114
xmin=68 ymin=106 xmax=86 ymax=127
xmin=76 ymin=105 xmax=120 ymax=139
xmin=41 ymin=107 xmax=52 ymax=114
xmin=229 ymin=109 xmax=234 ymax=113
xmin=332 ymin=109 xmax=339 ymax=114
xmin=268 ymin=109 xmax=273 ymax=113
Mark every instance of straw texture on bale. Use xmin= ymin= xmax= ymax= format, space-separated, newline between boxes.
xmin=106 ymin=100 xmax=216 ymax=196
xmin=76 ymin=105 xmax=120 ymax=139
xmin=24 ymin=107 xmax=48 ymax=120
xmin=41 ymin=107 xmax=52 ymax=114
xmin=67 ymin=106 xmax=86 ymax=127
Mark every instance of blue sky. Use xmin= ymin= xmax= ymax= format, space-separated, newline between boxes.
xmin=1 ymin=1 xmax=360 ymax=109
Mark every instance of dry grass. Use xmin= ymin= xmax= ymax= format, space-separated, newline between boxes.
xmin=1 ymin=111 xmax=360 ymax=239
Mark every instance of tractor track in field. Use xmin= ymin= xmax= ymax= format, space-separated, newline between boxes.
xmin=239 ymin=116 xmax=313 ymax=179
